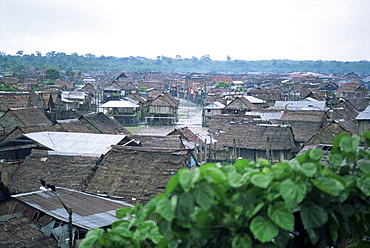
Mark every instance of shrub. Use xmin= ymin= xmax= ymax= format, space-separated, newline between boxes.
xmin=81 ymin=132 xmax=370 ymax=248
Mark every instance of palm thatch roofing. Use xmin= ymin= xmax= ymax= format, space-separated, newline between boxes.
xmin=166 ymin=127 xmax=204 ymax=145
xmin=0 ymin=125 xmax=60 ymax=142
xmin=304 ymin=122 xmax=355 ymax=146
xmin=86 ymin=146 xmax=192 ymax=205
xmin=0 ymin=108 xmax=52 ymax=127
xmin=215 ymin=123 xmax=295 ymax=151
xmin=126 ymin=134 xmax=185 ymax=148
xmin=7 ymin=153 xmax=100 ymax=194
xmin=270 ymin=110 xmax=327 ymax=143
xmin=208 ymin=114 xmax=263 ymax=135
xmin=78 ymin=112 xmax=131 ymax=134
xmin=0 ymin=213 xmax=58 ymax=248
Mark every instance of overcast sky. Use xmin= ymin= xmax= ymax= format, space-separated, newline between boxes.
xmin=1 ymin=0 xmax=369 ymax=61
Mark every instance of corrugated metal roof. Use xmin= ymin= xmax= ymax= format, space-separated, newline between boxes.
xmin=274 ymin=100 xmax=326 ymax=110
xmin=245 ymin=111 xmax=284 ymax=121
xmin=12 ymin=188 xmax=133 ymax=230
xmin=204 ymin=101 xmax=225 ymax=109
xmin=24 ymin=132 xmax=127 ymax=156
xmin=244 ymin=95 xmax=265 ymax=104
xmin=356 ymin=105 xmax=370 ymax=120
xmin=100 ymin=100 xmax=139 ymax=108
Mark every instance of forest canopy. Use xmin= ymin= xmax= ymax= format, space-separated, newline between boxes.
xmin=0 ymin=51 xmax=369 ymax=74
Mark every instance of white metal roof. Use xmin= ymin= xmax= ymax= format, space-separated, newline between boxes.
xmin=356 ymin=105 xmax=370 ymax=120
xmin=244 ymin=95 xmax=265 ymax=104
xmin=204 ymin=101 xmax=225 ymax=109
xmin=24 ymin=132 xmax=127 ymax=157
xmin=100 ymin=100 xmax=139 ymax=108
xmin=245 ymin=111 xmax=284 ymax=121
xmin=274 ymin=100 xmax=326 ymax=110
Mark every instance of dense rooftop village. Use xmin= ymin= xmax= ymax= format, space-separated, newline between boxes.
xmin=0 ymin=68 xmax=370 ymax=247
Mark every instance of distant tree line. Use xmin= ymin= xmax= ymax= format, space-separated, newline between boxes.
xmin=0 ymin=51 xmax=369 ymax=74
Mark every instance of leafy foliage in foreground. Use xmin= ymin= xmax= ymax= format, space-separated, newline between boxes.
xmin=81 ymin=132 xmax=370 ymax=248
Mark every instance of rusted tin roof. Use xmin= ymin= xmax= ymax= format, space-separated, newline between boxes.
xmin=12 ymin=187 xmax=132 ymax=230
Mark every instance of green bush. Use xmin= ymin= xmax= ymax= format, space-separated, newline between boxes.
xmin=81 ymin=132 xmax=370 ymax=248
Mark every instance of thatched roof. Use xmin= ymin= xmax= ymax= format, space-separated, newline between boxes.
xmin=126 ymin=134 xmax=185 ymax=148
xmin=0 ymin=125 xmax=60 ymax=142
xmin=304 ymin=122 xmax=355 ymax=146
xmin=271 ymin=110 xmax=327 ymax=143
xmin=86 ymin=146 xmax=191 ymax=205
xmin=166 ymin=127 xmax=204 ymax=145
xmin=0 ymin=108 xmax=52 ymax=127
xmin=208 ymin=114 xmax=262 ymax=134
xmin=7 ymin=153 xmax=100 ymax=194
xmin=0 ymin=214 xmax=58 ymax=248
xmin=79 ymin=112 xmax=131 ymax=134
xmin=215 ymin=123 xmax=295 ymax=151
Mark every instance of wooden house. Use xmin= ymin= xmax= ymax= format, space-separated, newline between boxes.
xmin=326 ymin=100 xmax=359 ymax=134
xmin=0 ymin=108 xmax=52 ymax=136
xmin=102 ymin=81 xmax=122 ymax=103
xmin=270 ymin=110 xmax=328 ymax=151
xmin=100 ymin=100 xmax=139 ymax=126
xmin=223 ymin=96 xmax=256 ymax=115
xmin=146 ymin=92 xmax=180 ymax=125
xmin=86 ymin=146 xmax=194 ymax=205
xmin=121 ymin=82 xmax=138 ymax=96
xmin=211 ymin=123 xmax=295 ymax=162
xmin=355 ymin=105 xmax=370 ymax=134
xmin=202 ymin=101 xmax=225 ymax=127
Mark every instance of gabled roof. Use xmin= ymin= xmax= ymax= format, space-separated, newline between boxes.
xmin=224 ymin=96 xmax=256 ymax=110
xmin=215 ymin=123 xmax=295 ymax=151
xmin=356 ymin=105 xmax=370 ymax=120
xmin=12 ymin=187 xmax=132 ymax=229
xmin=22 ymin=132 xmax=127 ymax=156
xmin=166 ymin=127 xmax=204 ymax=144
xmin=121 ymin=82 xmax=137 ymax=90
xmin=0 ymin=108 xmax=52 ymax=127
xmin=7 ymin=153 xmax=100 ymax=194
xmin=86 ymin=146 xmax=192 ymax=205
xmin=79 ymin=112 xmax=131 ymax=134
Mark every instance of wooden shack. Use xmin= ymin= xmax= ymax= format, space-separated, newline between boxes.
xmin=146 ymin=92 xmax=180 ymax=125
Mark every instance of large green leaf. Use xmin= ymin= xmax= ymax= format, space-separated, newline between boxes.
xmin=80 ymin=228 xmax=104 ymax=248
xmin=250 ymin=172 xmax=272 ymax=189
xmin=301 ymin=162 xmax=317 ymax=177
xmin=300 ymin=202 xmax=328 ymax=230
xmin=311 ymin=176 xmax=344 ymax=196
xmin=359 ymin=162 xmax=370 ymax=175
xmin=202 ymin=166 xmax=227 ymax=184
xmin=155 ymin=196 xmax=174 ymax=222
xmin=339 ymin=135 xmax=360 ymax=153
xmin=193 ymin=183 xmax=214 ymax=210
xmin=279 ymin=178 xmax=306 ymax=207
xmin=308 ymin=149 xmax=324 ymax=162
xmin=231 ymin=234 xmax=252 ymax=248
xmin=267 ymin=202 xmax=294 ymax=230
xmin=174 ymin=192 xmax=195 ymax=223
xmin=328 ymin=153 xmax=343 ymax=167
xmin=357 ymin=176 xmax=370 ymax=196
xmin=250 ymin=216 xmax=279 ymax=243
xmin=228 ymin=171 xmax=245 ymax=188
xmin=165 ymin=173 xmax=179 ymax=194
xmin=179 ymin=169 xmax=193 ymax=192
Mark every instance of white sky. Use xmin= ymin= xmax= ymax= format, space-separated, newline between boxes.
xmin=1 ymin=0 xmax=369 ymax=61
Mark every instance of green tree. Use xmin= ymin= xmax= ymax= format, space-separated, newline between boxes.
xmin=215 ymin=81 xmax=231 ymax=88
xmin=80 ymin=132 xmax=370 ymax=248
xmin=45 ymin=69 xmax=61 ymax=80
xmin=66 ymin=70 xmax=75 ymax=77
xmin=138 ymin=86 xmax=147 ymax=92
